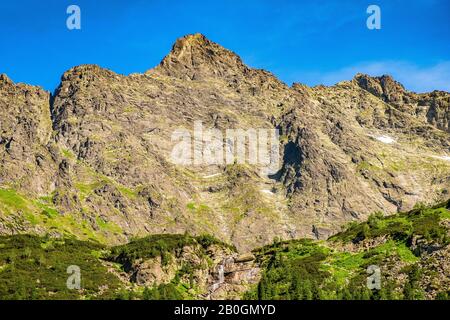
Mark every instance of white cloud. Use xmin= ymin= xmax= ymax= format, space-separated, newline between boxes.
xmin=299 ymin=61 xmax=450 ymax=93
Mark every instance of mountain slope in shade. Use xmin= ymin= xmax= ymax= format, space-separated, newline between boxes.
xmin=0 ymin=34 xmax=449 ymax=251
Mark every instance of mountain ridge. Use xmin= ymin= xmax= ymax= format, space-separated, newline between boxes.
xmin=0 ymin=34 xmax=449 ymax=252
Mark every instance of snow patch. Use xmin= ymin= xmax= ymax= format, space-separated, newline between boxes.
xmin=374 ymin=135 xmax=396 ymax=144
xmin=431 ymin=155 xmax=450 ymax=162
xmin=202 ymin=173 xmax=222 ymax=179
xmin=260 ymin=189 xmax=275 ymax=196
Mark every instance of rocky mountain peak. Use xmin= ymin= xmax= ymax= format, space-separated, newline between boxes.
xmin=59 ymin=64 xmax=120 ymax=83
xmin=0 ymin=73 xmax=48 ymax=99
xmin=172 ymin=33 xmax=215 ymax=52
xmin=354 ymin=73 xmax=407 ymax=103
xmin=149 ymin=33 xmax=250 ymax=81
xmin=0 ymin=73 xmax=12 ymax=86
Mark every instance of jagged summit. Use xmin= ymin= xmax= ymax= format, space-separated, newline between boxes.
xmin=149 ymin=33 xmax=248 ymax=80
xmin=148 ymin=33 xmax=285 ymax=90
xmin=354 ymin=72 xmax=406 ymax=88
xmin=353 ymin=73 xmax=408 ymax=102
xmin=58 ymin=64 xmax=122 ymax=82
xmin=51 ymin=33 xmax=284 ymax=93
xmin=0 ymin=73 xmax=12 ymax=85
xmin=0 ymin=72 xmax=48 ymax=96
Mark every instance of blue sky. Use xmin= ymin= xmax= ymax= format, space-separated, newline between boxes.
xmin=0 ymin=0 xmax=449 ymax=92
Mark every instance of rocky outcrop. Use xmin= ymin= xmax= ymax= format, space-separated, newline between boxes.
xmin=0 ymin=74 xmax=56 ymax=194
xmin=207 ymin=253 xmax=260 ymax=300
xmin=418 ymin=244 xmax=450 ymax=299
xmin=114 ymin=242 xmax=259 ymax=299
xmin=354 ymin=73 xmax=450 ymax=133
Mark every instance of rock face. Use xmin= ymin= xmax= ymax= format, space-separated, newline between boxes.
xmin=0 ymin=74 xmax=54 ymax=193
xmin=0 ymin=34 xmax=449 ymax=251
xmin=113 ymin=242 xmax=260 ymax=300
xmin=355 ymin=73 xmax=450 ymax=132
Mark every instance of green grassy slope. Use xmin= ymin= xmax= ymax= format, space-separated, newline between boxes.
xmin=0 ymin=200 xmax=448 ymax=300
xmin=244 ymin=200 xmax=450 ymax=300
xmin=0 ymin=233 xmax=232 ymax=300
